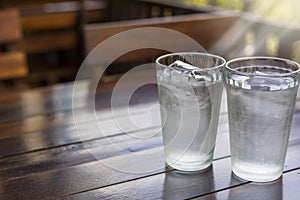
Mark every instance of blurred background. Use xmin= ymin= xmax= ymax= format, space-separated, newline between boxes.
xmin=182 ymin=0 xmax=300 ymax=24
xmin=0 ymin=0 xmax=299 ymax=90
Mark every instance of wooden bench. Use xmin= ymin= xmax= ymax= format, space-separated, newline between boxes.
xmin=1 ymin=0 xmax=107 ymax=86
xmin=0 ymin=9 xmax=28 ymax=81
xmin=84 ymin=12 xmax=239 ymax=81
xmin=3 ymin=1 xmax=107 ymax=54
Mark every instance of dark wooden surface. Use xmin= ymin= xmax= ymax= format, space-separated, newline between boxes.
xmin=0 ymin=79 xmax=299 ymax=200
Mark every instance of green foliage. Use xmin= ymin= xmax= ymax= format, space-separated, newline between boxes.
xmin=180 ymin=0 xmax=208 ymax=6
xmin=180 ymin=0 xmax=300 ymax=24
xmin=216 ymin=0 xmax=244 ymax=10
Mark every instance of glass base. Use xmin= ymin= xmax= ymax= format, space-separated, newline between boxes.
xmin=232 ymin=167 xmax=282 ymax=183
xmin=166 ymin=159 xmax=212 ymax=172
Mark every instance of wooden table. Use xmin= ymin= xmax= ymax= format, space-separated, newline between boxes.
xmin=0 ymin=79 xmax=299 ymax=199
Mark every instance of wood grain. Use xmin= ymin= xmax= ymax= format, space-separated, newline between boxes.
xmin=16 ymin=31 xmax=78 ymax=54
xmin=0 ymin=126 xmax=162 ymax=182
xmin=0 ymin=107 xmax=162 ymax=156
xmin=0 ymin=9 xmax=22 ymax=43
xmin=0 ymin=52 xmax=28 ymax=79
xmin=58 ymin=137 xmax=300 ymax=199
xmin=0 ymin=148 xmax=166 ymax=199
xmin=21 ymin=12 xmax=77 ymax=31
xmin=0 ymin=111 xmax=298 ymax=199
xmin=198 ymin=168 xmax=300 ymax=200
xmin=84 ymin=14 xmax=239 ymax=64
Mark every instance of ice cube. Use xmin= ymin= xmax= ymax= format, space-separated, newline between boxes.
xmin=163 ymin=68 xmax=171 ymax=78
xmin=246 ymin=71 xmax=290 ymax=91
xmin=191 ymin=70 xmax=214 ymax=82
xmin=168 ymin=60 xmax=196 ymax=72
xmin=170 ymin=69 xmax=190 ymax=83
xmin=166 ymin=60 xmax=195 ymax=83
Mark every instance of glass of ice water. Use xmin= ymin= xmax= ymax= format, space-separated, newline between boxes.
xmin=155 ymin=52 xmax=225 ymax=171
xmin=224 ymin=57 xmax=300 ymax=182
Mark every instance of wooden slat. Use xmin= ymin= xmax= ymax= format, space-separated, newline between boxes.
xmin=199 ymin=168 xmax=300 ymax=200
xmin=64 ymin=158 xmax=237 ymax=200
xmin=15 ymin=31 xmax=77 ymax=53
xmin=83 ymin=0 xmax=108 ymax=23
xmin=0 ymin=80 xmax=86 ymax=103
xmin=0 ymin=86 xmax=87 ymax=123
xmin=0 ymin=95 xmax=159 ymax=137
xmin=84 ymin=14 xmax=239 ymax=63
xmin=0 ymin=52 xmax=28 ymax=79
xmin=17 ymin=1 xmax=107 ymax=25
xmin=0 ymin=147 xmax=165 ymax=199
xmin=21 ymin=12 xmax=77 ymax=31
xmin=0 ymin=69 xmax=158 ymax=123
xmin=19 ymin=1 xmax=80 ymax=15
xmin=0 ymin=82 xmax=158 ymax=132
xmin=0 ymin=105 xmax=162 ymax=156
xmin=0 ymin=9 xmax=22 ymax=43
xmin=0 ymin=84 xmax=156 ymax=125
xmin=1 ymin=0 xmax=78 ymax=7
xmin=0 ymin=126 xmax=162 ymax=181
xmin=0 ymin=80 xmax=90 ymax=123
xmin=85 ymin=14 xmax=239 ymax=51
xmin=58 ymin=135 xmax=300 ymax=199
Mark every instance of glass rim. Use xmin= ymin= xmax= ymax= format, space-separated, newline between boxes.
xmin=155 ymin=52 xmax=226 ymax=70
xmin=225 ymin=56 xmax=300 ymax=78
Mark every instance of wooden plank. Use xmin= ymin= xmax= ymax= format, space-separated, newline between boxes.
xmin=1 ymin=0 xmax=78 ymax=7
xmin=0 ymin=80 xmax=87 ymax=103
xmin=139 ymin=0 xmax=214 ymax=13
xmin=0 ymin=82 xmax=158 ymax=127
xmin=63 ymin=158 xmax=235 ymax=200
xmin=0 ymin=82 xmax=158 ymax=134
xmin=85 ymin=14 xmax=239 ymax=51
xmin=0 ymin=9 xmax=22 ymax=43
xmin=0 ymin=69 xmax=158 ymax=123
xmin=21 ymin=12 xmax=77 ymax=31
xmin=0 ymin=105 xmax=162 ymax=157
xmin=0 ymin=95 xmax=159 ymax=137
xmin=0 ymin=126 xmax=162 ymax=181
xmin=0 ymin=81 xmax=89 ymax=124
xmin=0 ymin=68 xmax=154 ymax=104
xmin=59 ymin=134 xmax=300 ymax=199
xmin=16 ymin=1 xmax=107 ymax=25
xmin=19 ymin=1 xmax=80 ymax=15
xmin=199 ymin=168 xmax=300 ymax=200
xmin=0 ymin=83 xmax=88 ymax=123
xmin=0 ymin=148 xmax=166 ymax=199
xmin=0 ymin=51 xmax=28 ymax=79
xmin=83 ymin=0 xmax=108 ymax=23
xmin=84 ymin=14 xmax=239 ymax=63
xmin=16 ymin=31 xmax=78 ymax=53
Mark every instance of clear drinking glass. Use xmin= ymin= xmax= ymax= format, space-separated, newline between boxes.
xmin=224 ymin=57 xmax=300 ymax=182
xmin=156 ymin=52 xmax=225 ymax=171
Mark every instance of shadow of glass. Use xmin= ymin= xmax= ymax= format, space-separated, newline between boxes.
xmin=228 ymin=172 xmax=283 ymax=200
xmin=162 ymin=165 xmax=216 ymax=199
